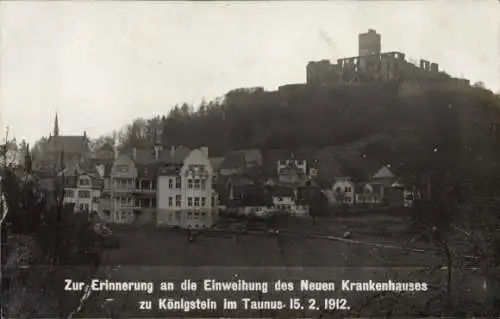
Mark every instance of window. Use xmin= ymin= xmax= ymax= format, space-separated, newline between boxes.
xmin=194 ymin=197 xmax=200 ymax=207
xmin=64 ymin=190 xmax=74 ymax=198
xmin=194 ymin=179 xmax=200 ymax=189
xmin=168 ymin=197 xmax=173 ymax=207
xmin=79 ymin=177 xmax=90 ymax=186
xmin=168 ymin=178 xmax=173 ymax=188
xmin=80 ymin=204 xmax=84 ymax=211
xmin=194 ymin=212 xmax=199 ymax=218
xmin=201 ymin=212 xmax=206 ymax=217
xmin=175 ymin=195 xmax=181 ymax=207
xmin=201 ymin=180 xmax=206 ymax=190
xmin=187 ymin=212 xmax=192 ymax=219
xmin=169 ymin=214 xmax=173 ymax=222
xmin=201 ymin=197 xmax=206 ymax=207
xmin=175 ymin=176 xmax=181 ymax=188
xmin=188 ymin=197 xmax=193 ymax=207
xmin=188 ymin=179 xmax=193 ymax=189
xmin=92 ymin=197 xmax=99 ymax=203
xmin=78 ymin=190 xmax=90 ymax=198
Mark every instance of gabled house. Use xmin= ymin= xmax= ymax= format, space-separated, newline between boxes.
xmin=369 ymin=166 xmax=416 ymax=207
xmin=354 ymin=182 xmax=383 ymax=205
xmin=270 ymin=185 xmax=310 ymax=217
xmin=329 ymin=177 xmax=355 ymax=206
xmin=371 ymin=165 xmax=397 ymax=187
xmin=53 ymin=158 xmax=104 ymax=214
xmin=156 ymin=148 xmax=218 ymax=229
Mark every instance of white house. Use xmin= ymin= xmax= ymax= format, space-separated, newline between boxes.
xmin=157 ymin=148 xmax=218 ymax=229
xmin=354 ymin=182 xmax=383 ymax=205
xmin=272 ymin=187 xmax=310 ymax=218
xmin=329 ymin=177 xmax=355 ymax=205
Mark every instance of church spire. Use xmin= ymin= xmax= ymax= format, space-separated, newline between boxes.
xmin=54 ymin=112 xmax=60 ymax=136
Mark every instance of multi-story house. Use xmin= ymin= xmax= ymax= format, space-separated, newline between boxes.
xmin=157 ymin=148 xmax=217 ymax=229
xmin=133 ymin=156 xmax=159 ymax=225
xmin=329 ymin=177 xmax=356 ymax=206
xmin=354 ymin=182 xmax=383 ymax=205
xmin=277 ymin=159 xmax=308 ymax=185
xmin=110 ymin=154 xmax=137 ymax=224
xmin=271 ymin=186 xmax=310 ymax=218
xmin=62 ymin=169 xmax=103 ymax=214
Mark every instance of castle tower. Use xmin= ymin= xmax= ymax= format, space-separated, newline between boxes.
xmin=53 ymin=112 xmax=60 ymax=136
xmin=359 ymin=29 xmax=381 ymax=56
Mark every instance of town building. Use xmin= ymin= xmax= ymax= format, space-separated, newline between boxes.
xmin=271 ymin=185 xmax=310 ymax=218
xmin=156 ymin=148 xmax=218 ymax=229
xmin=328 ymin=177 xmax=356 ymax=206
xmin=61 ymin=160 xmax=103 ymax=214
xmin=109 ymin=154 xmax=137 ymax=224
xmin=354 ymin=182 xmax=383 ymax=205
xmin=35 ymin=113 xmax=92 ymax=170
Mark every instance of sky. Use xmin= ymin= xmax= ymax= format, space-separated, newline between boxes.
xmin=1 ymin=1 xmax=499 ymax=145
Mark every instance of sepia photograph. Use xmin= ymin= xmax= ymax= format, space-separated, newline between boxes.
xmin=0 ymin=0 xmax=499 ymax=318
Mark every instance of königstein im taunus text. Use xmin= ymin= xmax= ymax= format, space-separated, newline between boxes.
xmin=65 ymin=278 xmax=428 ymax=312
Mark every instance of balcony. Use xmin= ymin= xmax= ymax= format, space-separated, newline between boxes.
xmin=113 ymin=186 xmax=135 ymax=193
xmin=133 ymin=187 xmax=156 ymax=194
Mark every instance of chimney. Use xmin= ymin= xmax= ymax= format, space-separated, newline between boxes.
xmin=201 ymin=146 xmax=209 ymax=158
xmin=170 ymin=145 xmax=175 ymax=158
xmin=133 ymin=147 xmax=137 ymax=161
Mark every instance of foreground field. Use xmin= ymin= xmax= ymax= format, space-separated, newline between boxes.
xmin=75 ymin=216 xmax=491 ymax=317
xmin=76 ymin=225 xmax=488 ymax=318
xmin=107 ymin=226 xmax=434 ymax=267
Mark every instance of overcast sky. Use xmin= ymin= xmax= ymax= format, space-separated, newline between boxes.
xmin=1 ymin=1 xmax=499 ymax=145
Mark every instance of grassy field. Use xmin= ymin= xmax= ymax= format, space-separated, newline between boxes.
xmin=76 ymin=216 xmax=490 ymax=318
xmin=106 ymin=216 xmax=433 ymax=267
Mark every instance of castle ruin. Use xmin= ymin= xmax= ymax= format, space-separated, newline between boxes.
xmin=306 ymin=29 xmax=469 ymax=87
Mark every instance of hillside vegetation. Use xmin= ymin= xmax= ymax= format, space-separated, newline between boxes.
xmin=111 ymin=82 xmax=500 ymax=184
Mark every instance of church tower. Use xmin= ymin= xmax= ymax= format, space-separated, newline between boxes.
xmin=53 ymin=112 xmax=60 ymax=137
